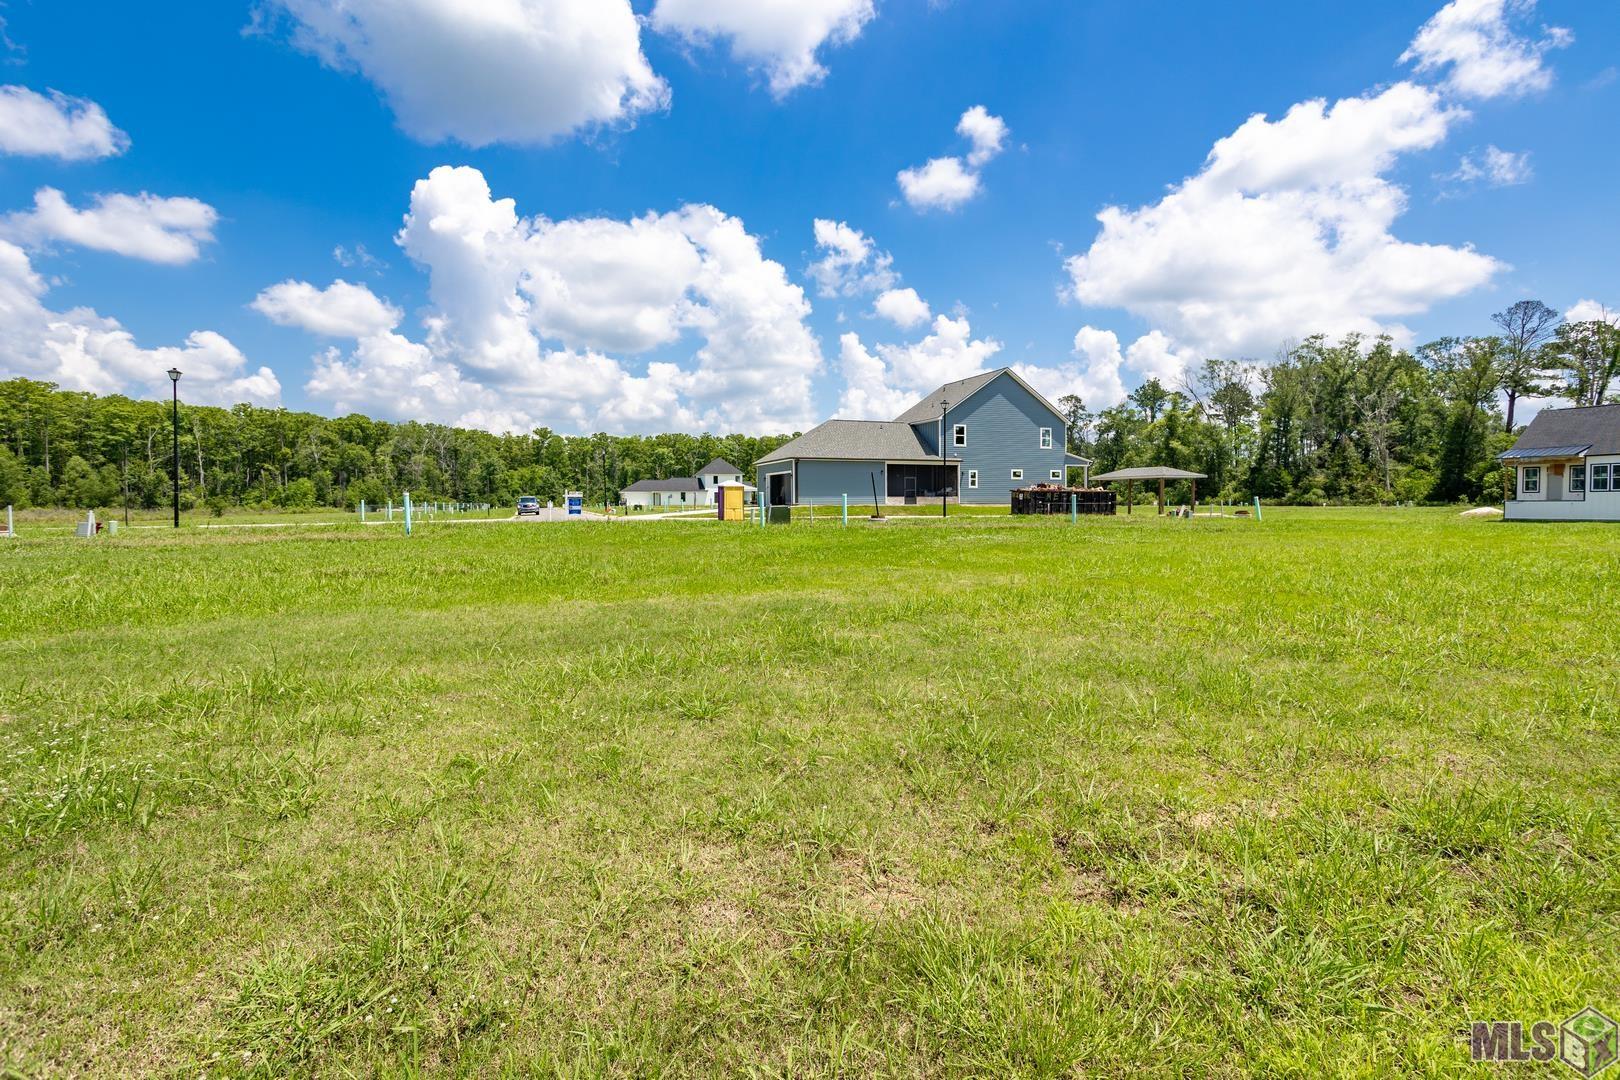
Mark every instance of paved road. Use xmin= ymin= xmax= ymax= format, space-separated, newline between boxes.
xmin=510 ymin=507 xmax=611 ymax=522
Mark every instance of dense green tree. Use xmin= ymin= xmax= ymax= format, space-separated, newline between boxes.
xmin=1542 ymin=320 xmax=1620 ymax=407
xmin=0 ymin=378 xmax=798 ymax=512
xmin=1129 ymin=378 xmax=1170 ymax=423
xmin=1057 ymin=394 xmax=1091 ymax=456
xmin=1491 ymin=299 xmax=1560 ymax=431
xmin=1423 ymin=336 xmax=1504 ymax=502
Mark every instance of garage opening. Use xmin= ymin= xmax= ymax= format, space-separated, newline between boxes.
xmin=768 ymin=472 xmax=792 ymax=505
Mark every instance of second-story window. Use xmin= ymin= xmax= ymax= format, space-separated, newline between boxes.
xmin=953 ymin=424 xmax=967 ymax=447
xmin=1039 ymin=427 xmax=1053 ymax=449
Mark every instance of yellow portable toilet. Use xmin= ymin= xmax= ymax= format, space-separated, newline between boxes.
xmin=717 ymin=483 xmax=744 ymax=522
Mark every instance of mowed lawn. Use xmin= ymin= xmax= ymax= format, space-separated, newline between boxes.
xmin=1 ymin=509 xmax=1616 ymax=1076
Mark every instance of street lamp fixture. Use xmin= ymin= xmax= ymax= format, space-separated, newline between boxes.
xmin=167 ymin=368 xmax=181 ymax=528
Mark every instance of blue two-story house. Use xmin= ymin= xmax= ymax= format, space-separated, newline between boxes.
xmin=756 ymin=368 xmax=1089 ymax=506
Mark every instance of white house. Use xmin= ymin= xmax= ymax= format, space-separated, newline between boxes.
xmin=1499 ymin=404 xmax=1620 ymax=521
xmin=620 ymin=458 xmax=750 ymax=510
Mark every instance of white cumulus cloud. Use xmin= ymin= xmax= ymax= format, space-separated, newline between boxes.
xmin=0 ymin=240 xmax=278 ymax=406
xmin=3 ymin=188 xmax=219 ymax=265
xmin=253 ymin=279 xmax=403 ymax=338
xmin=897 ymin=105 xmax=1007 ymax=212
xmin=1015 ymin=327 xmax=1129 ymax=410
xmin=835 ymin=331 xmax=916 ymax=420
xmin=1065 ymin=81 xmax=1502 ymax=359
xmin=958 ymin=104 xmax=1008 ymax=167
xmin=835 ymin=313 xmax=1001 ymax=416
xmin=0 ymin=86 xmax=128 ymax=160
xmin=806 ymin=218 xmax=896 ymax=298
xmin=1402 ymin=0 xmax=1571 ymax=99
xmin=650 ymin=0 xmax=874 ymax=96
xmin=1565 ymin=299 xmax=1614 ymax=324
xmin=1011 ymin=327 xmax=1200 ymax=412
xmin=279 ymin=166 xmax=822 ymax=434
xmin=261 ymin=0 xmax=668 ymax=146
xmin=897 ymin=157 xmax=980 ymax=212
xmin=873 ymin=287 xmax=931 ymax=329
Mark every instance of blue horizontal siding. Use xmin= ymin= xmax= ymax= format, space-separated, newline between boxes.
xmin=950 ymin=373 xmax=1067 ymax=504
xmin=795 ymin=459 xmax=886 ymax=504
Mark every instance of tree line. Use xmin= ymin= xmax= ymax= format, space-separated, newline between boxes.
xmin=1059 ymin=300 xmax=1617 ymax=504
xmin=0 ymin=379 xmax=792 ymax=514
xmin=1 ymin=299 xmax=1614 ymax=512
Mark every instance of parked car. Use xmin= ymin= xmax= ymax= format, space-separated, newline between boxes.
xmin=516 ymin=495 xmax=541 ymax=516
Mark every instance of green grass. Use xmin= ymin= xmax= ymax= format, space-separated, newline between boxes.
xmin=10 ymin=504 xmax=507 ymax=532
xmin=0 ymin=508 xmax=1615 ymax=1076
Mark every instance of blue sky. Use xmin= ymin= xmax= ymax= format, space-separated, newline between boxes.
xmin=0 ymin=0 xmax=1614 ymax=433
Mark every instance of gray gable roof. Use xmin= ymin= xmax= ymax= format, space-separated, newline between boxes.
xmin=1092 ymin=466 xmax=1207 ymax=482
xmin=757 ymin=420 xmax=934 ymax=464
xmin=623 ymin=477 xmax=702 ymax=493
xmin=893 ymin=370 xmax=1003 ymax=425
xmin=699 ymin=458 xmax=741 ymax=474
xmin=1506 ymin=404 xmax=1620 ymax=457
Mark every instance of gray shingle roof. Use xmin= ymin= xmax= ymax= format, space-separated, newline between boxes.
xmin=699 ymin=458 xmax=741 ymax=475
xmin=623 ymin=477 xmax=702 ymax=492
xmin=893 ymin=370 xmax=1003 ymax=425
xmin=1504 ymin=404 xmax=1620 ymax=457
xmin=756 ymin=420 xmax=935 ymax=464
xmin=1091 ymin=466 xmax=1207 ymax=481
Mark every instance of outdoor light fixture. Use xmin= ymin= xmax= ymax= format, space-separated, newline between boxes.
xmin=167 ymin=368 xmax=182 ymax=528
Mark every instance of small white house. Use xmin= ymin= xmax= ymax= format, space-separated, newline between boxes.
xmin=621 ymin=477 xmax=702 ymax=509
xmin=620 ymin=458 xmax=750 ymax=510
xmin=1500 ymin=404 xmax=1620 ymax=522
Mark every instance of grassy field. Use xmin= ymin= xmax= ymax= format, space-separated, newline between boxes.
xmin=0 ymin=508 xmax=1615 ymax=1076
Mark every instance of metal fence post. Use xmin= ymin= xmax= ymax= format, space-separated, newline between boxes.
xmin=842 ymin=494 xmax=848 ymax=526
xmin=4 ymin=504 xmax=11 ymax=538
xmin=404 ymin=492 xmax=413 ymax=536
xmin=359 ymin=499 xmax=367 ymax=524
xmin=1253 ymin=496 xmax=1263 ymax=522
xmin=1070 ymin=493 xmax=1077 ymax=523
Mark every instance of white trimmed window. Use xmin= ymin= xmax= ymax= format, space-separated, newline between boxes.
xmin=1010 ymin=469 xmax=1024 ymax=481
xmin=953 ymin=424 xmax=967 ymax=447
xmin=1522 ymin=466 xmax=1540 ymax=493
xmin=1593 ymin=464 xmax=1612 ymax=492
xmin=967 ymin=469 xmax=978 ymax=489
xmin=1039 ymin=427 xmax=1053 ymax=449
xmin=1050 ymin=469 xmax=1062 ymax=481
xmin=1571 ymin=465 xmax=1586 ymax=493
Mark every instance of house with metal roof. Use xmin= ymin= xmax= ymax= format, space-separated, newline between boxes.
xmin=755 ymin=368 xmax=1090 ymax=506
xmin=1498 ymin=404 xmax=1620 ymax=521
xmin=621 ymin=458 xmax=748 ymax=510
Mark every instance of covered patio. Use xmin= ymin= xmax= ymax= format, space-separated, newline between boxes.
xmin=1498 ymin=444 xmax=1594 ymax=519
xmin=1090 ymin=466 xmax=1208 ymax=515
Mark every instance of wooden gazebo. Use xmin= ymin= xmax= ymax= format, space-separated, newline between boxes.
xmin=1090 ymin=466 xmax=1208 ymax=515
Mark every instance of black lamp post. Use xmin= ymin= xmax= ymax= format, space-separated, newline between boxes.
xmin=940 ymin=395 xmax=950 ymax=518
xmin=167 ymin=367 xmax=181 ymax=528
